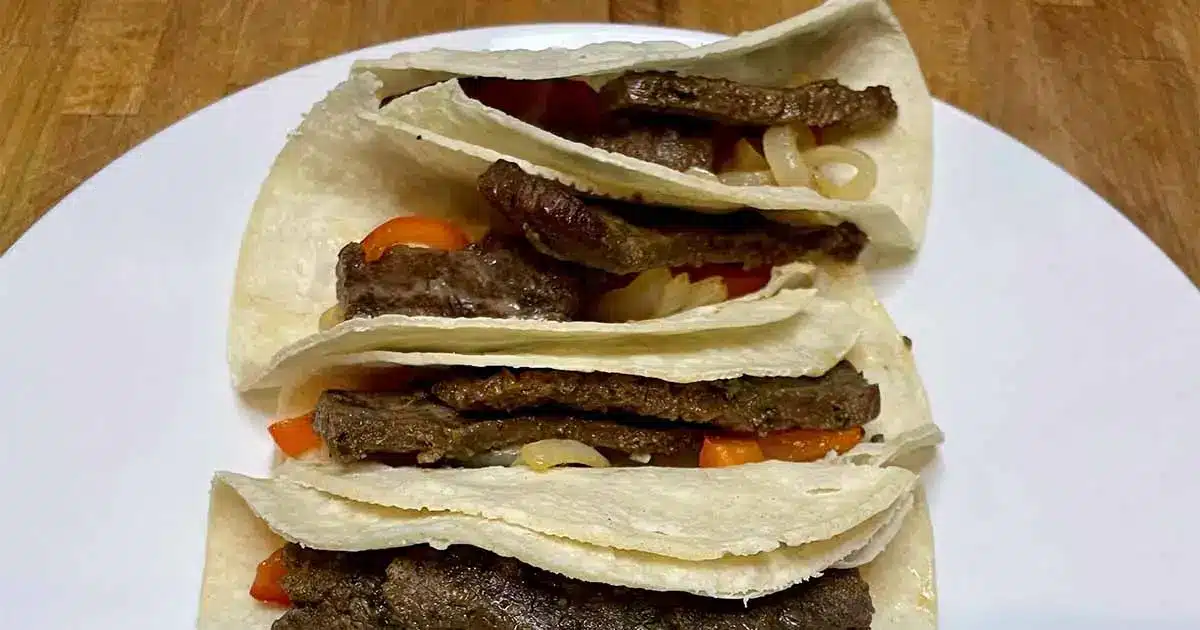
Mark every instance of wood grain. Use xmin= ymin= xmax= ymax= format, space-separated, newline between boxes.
xmin=1 ymin=0 xmax=1196 ymax=284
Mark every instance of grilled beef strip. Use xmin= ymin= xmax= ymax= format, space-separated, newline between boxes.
xmin=584 ymin=122 xmax=716 ymax=172
xmin=274 ymin=543 xmax=874 ymax=630
xmin=599 ymin=72 xmax=898 ymax=131
xmin=456 ymin=73 xmax=896 ymax=172
xmin=478 ymin=160 xmax=867 ymax=274
xmin=432 ymin=361 xmax=879 ymax=435
xmin=312 ymin=390 xmax=702 ymax=465
xmin=336 ymin=234 xmax=585 ymax=320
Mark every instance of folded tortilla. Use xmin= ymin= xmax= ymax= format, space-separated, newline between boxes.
xmin=229 ymin=0 xmax=932 ymax=392
xmin=357 ymin=0 xmax=931 ymax=252
xmin=197 ymin=467 xmax=935 ymax=628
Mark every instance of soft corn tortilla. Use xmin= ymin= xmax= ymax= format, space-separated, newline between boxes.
xmin=358 ymin=0 xmax=931 ymax=252
xmin=197 ymin=473 xmax=936 ymax=628
xmin=230 ymin=68 xmax=858 ymax=391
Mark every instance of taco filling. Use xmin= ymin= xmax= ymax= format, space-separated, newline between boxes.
xmin=443 ymin=71 xmax=895 ymax=199
xmin=254 ymin=543 xmax=874 ymax=630
xmin=324 ymin=159 xmax=865 ymax=327
xmin=269 ymin=362 xmax=877 ymax=469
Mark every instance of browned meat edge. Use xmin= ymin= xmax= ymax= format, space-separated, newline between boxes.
xmin=432 ymin=361 xmax=879 ymax=435
xmin=584 ymin=122 xmax=715 ymax=172
xmin=478 ymin=160 xmax=867 ymax=274
xmin=599 ymin=72 xmax=898 ymax=130
xmin=336 ymin=234 xmax=584 ymax=321
xmin=274 ymin=543 xmax=873 ymax=630
xmin=312 ymin=390 xmax=702 ymax=465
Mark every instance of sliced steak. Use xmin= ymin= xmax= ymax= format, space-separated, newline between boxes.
xmin=600 ymin=72 xmax=898 ymax=130
xmin=432 ymin=361 xmax=879 ymax=434
xmin=478 ymin=160 xmax=867 ymax=274
xmin=584 ymin=122 xmax=715 ymax=172
xmin=335 ymin=234 xmax=584 ymax=320
xmin=275 ymin=544 xmax=874 ymax=630
xmin=275 ymin=546 xmax=395 ymax=630
xmin=312 ymin=390 xmax=702 ymax=465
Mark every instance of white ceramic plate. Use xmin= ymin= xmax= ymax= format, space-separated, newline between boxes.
xmin=1 ymin=24 xmax=1197 ymax=630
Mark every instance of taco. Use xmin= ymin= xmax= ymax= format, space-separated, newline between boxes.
xmin=357 ymin=0 xmax=931 ymax=250
xmin=197 ymin=464 xmax=936 ymax=629
xmin=228 ymin=0 xmax=931 ymax=392
xmin=255 ymin=261 xmax=938 ymax=469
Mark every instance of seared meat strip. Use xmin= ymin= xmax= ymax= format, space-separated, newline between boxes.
xmin=584 ymin=122 xmax=716 ymax=172
xmin=432 ymin=361 xmax=880 ymax=434
xmin=336 ymin=234 xmax=584 ymax=320
xmin=312 ymin=390 xmax=702 ymax=465
xmin=274 ymin=546 xmax=394 ymax=630
xmin=478 ymin=160 xmax=867 ymax=274
xmin=600 ymin=72 xmax=898 ymax=130
xmin=275 ymin=543 xmax=874 ymax=630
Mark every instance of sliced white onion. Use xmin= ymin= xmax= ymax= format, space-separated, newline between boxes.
xmin=594 ymin=268 xmax=729 ymax=322
xmin=513 ymin=439 xmax=611 ymax=471
xmin=718 ymin=170 xmax=776 ymax=187
xmin=594 ymin=268 xmax=670 ymax=322
xmin=661 ymin=272 xmax=728 ymax=316
xmin=802 ymin=145 xmax=878 ymax=201
xmin=317 ymin=304 xmax=345 ymax=331
xmin=762 ymin=124 xmax=817 ymax=188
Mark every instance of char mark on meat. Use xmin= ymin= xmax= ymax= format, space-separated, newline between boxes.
xmin=432 ymin=361 xmax=879 ymax=434
xmin=312 ymin=390 xmax=702 ymax=465
xmin=274 ymin=543 xmax=874 ymax=630
xmin=600 ymin=72 xmax=898 ymax=130
xmin=335 ymin=234 xmax=584 ymax=321
xmin=478 ymin=160 xmax=867 ymax=274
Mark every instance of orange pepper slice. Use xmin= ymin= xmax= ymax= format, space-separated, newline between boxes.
xmin=267 ymin=413 xmax=322 ymax=458
xmin=249 ymin=547 xmax=291 ymax=606
xmin=757 ymin=427 xmax=865 ymax=463
xmin=698 ymin=436 xmax=766 ymax=467
xmin=361 ymin=216 xmax=471 ymax=262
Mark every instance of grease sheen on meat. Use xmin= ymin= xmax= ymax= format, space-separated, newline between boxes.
xmin=273 ymin=544 xmax=874 ymax=630
xmin=336 ymin=235 xmax=584 ymax=321
xmin=478 ymin=160 xmax=867 ymax=274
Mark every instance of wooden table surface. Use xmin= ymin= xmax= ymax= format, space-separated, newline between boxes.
xmin=1 ymin=0 xmax=1197 ymax=283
